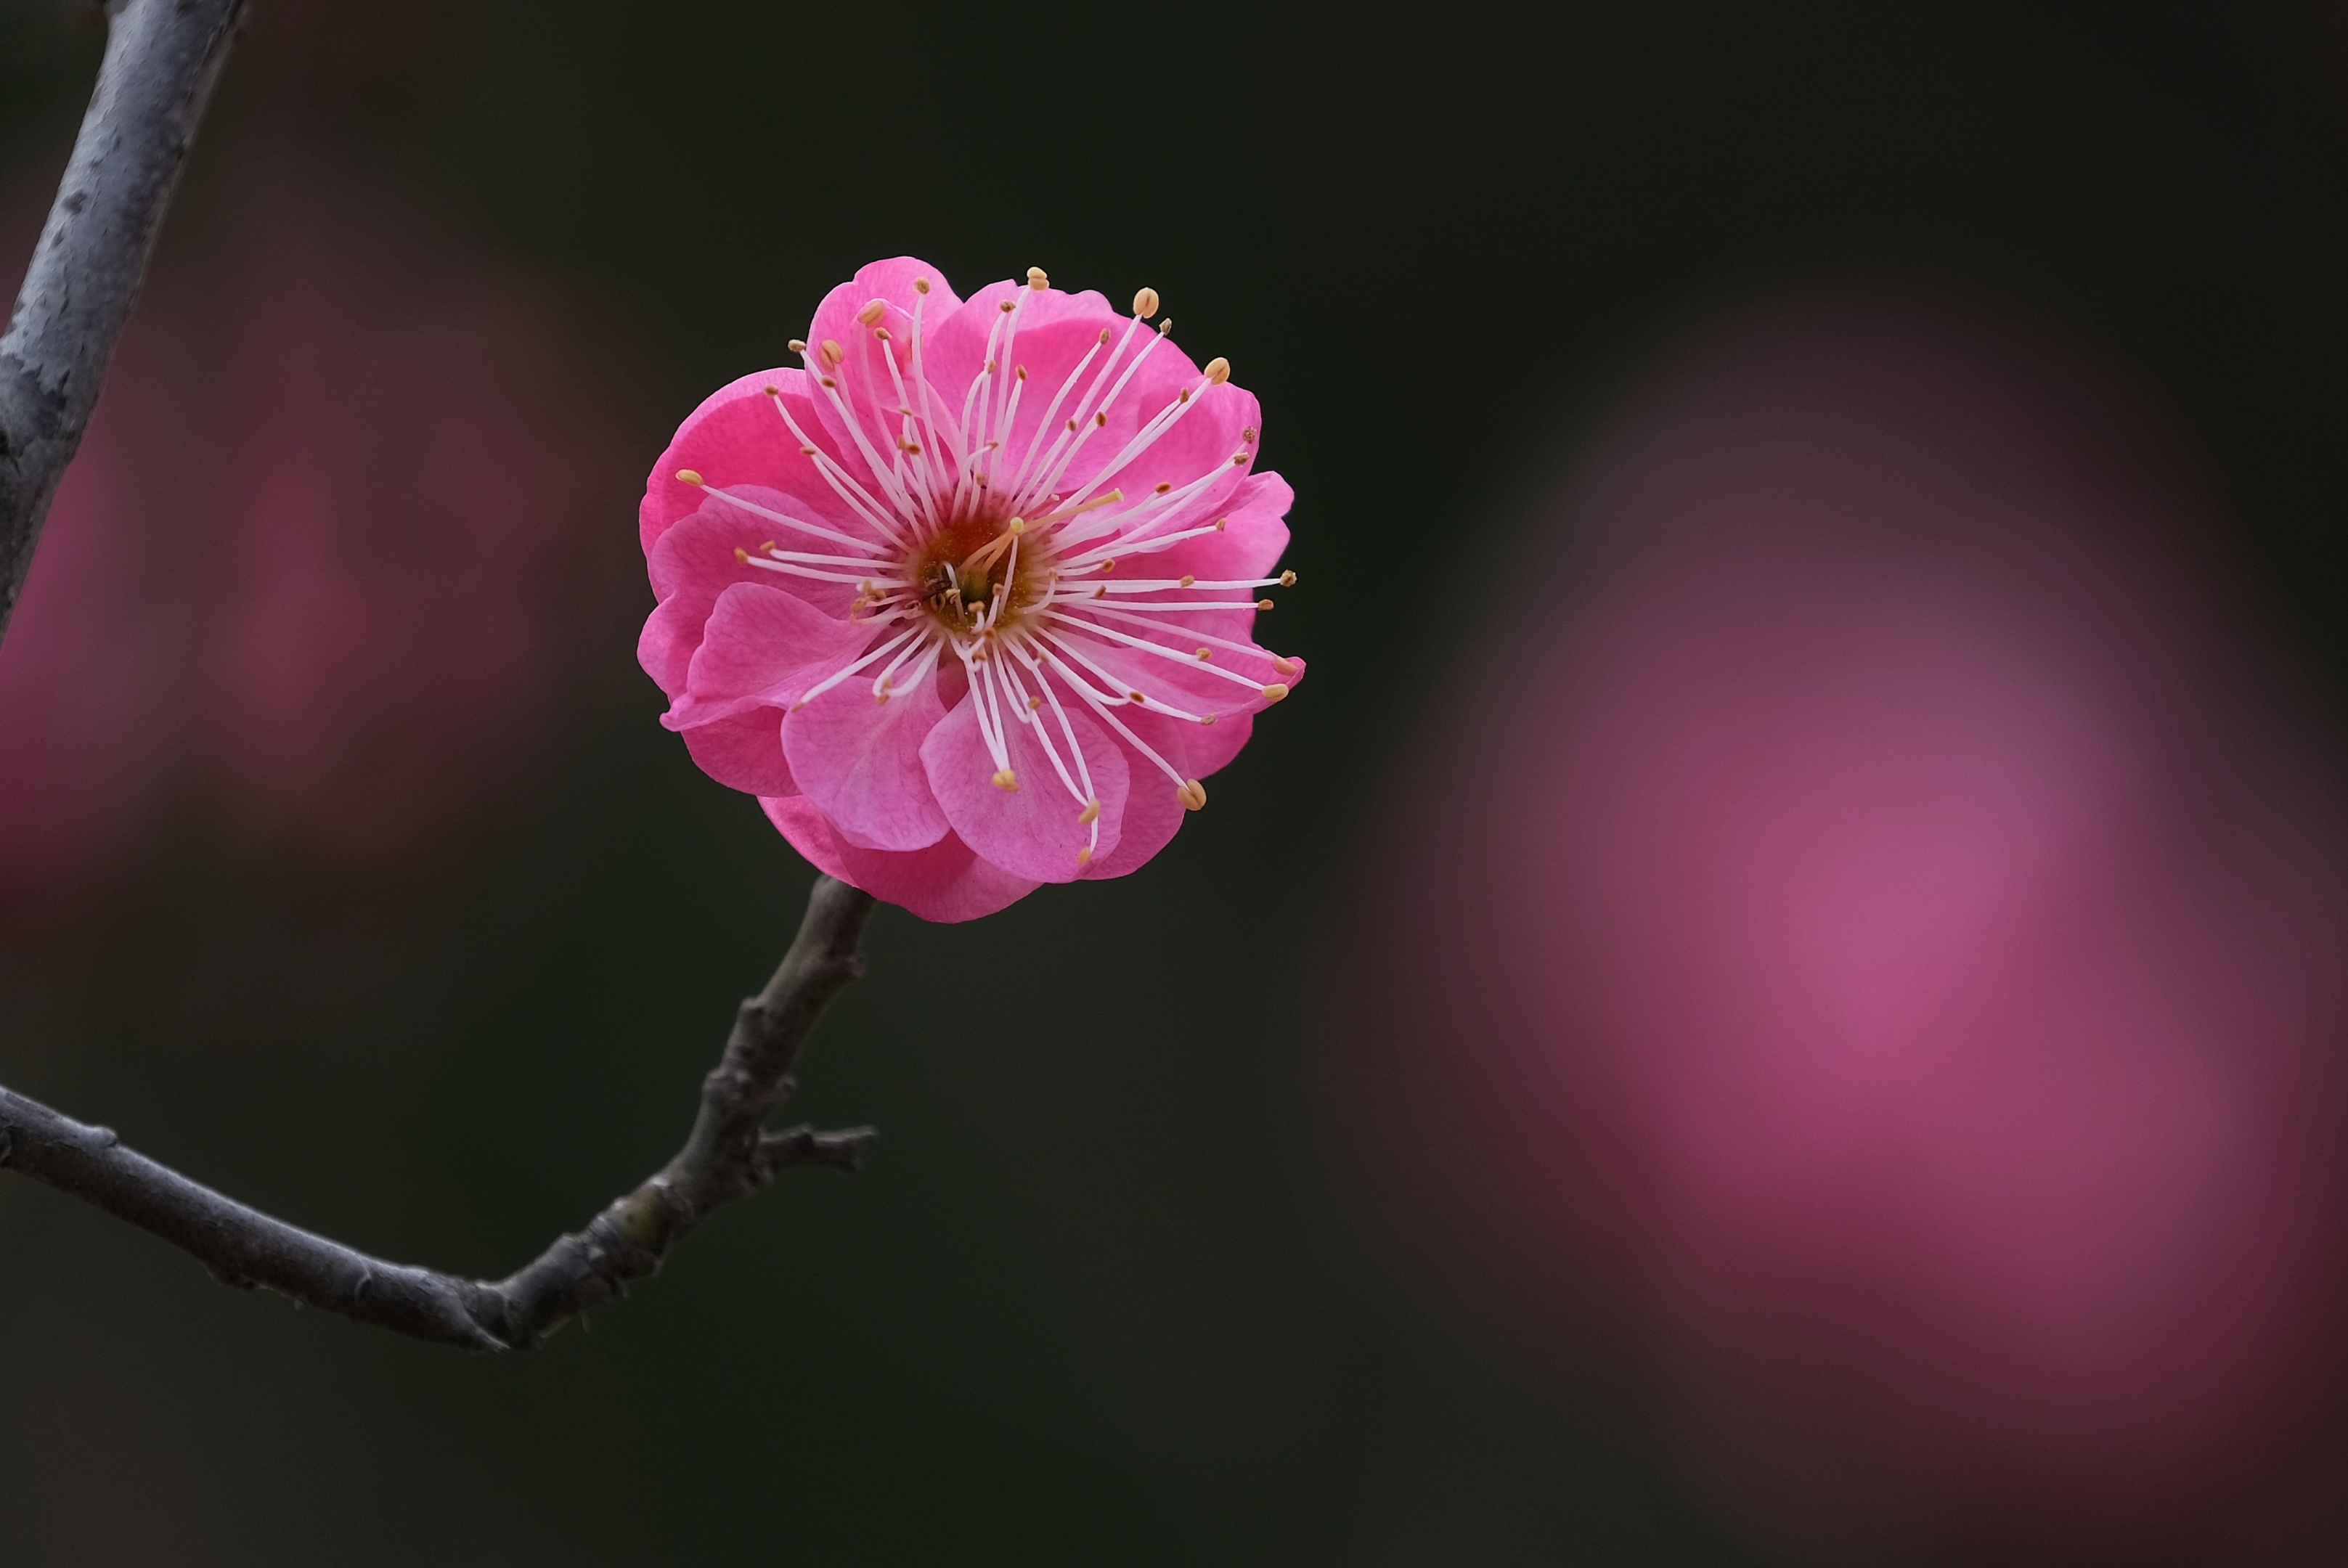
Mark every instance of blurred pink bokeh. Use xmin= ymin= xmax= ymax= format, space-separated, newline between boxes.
xmin=1327 ymin=296 xmax=2348 ymax=1559
xmin=0 ymin=159 xmax=635 ymax=915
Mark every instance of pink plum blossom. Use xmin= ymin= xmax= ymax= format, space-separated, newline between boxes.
xmin=640 ymin=260 xmax=1303 ymax=921
xmin=1325 ymin=298 xmax=2348 ymax=1558
xmin=0 ymin=160 xmax=634 ymax=915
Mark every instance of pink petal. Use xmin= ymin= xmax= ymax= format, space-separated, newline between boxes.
xmin=672 ymin=581 xmax=872 ymax=726
xmin=683 ymin=706 xmax=794 ymax=796
xmin=1079 ymin=744 xmax=1186 ymax=879
xmin=1085 ymin=381 xmax=1260 ymax=529
xmin=638 ymin=368 xmax=876 ymax=555
xmin=1128 ymin=704 xmax=1260 ymax=783
xmin=1131 ymin=471 xmax=1295 ymax=584
xmin=762 ymin=795 xmax=1039 ymax=923
xmin=803 ymin=259 xmax=960 ymax=483
xmin=782 ymin=669 xmax=950 ymax=851
xmin=1045 ymin=626 xmax=1281 ymax=720
xmin=919 ymin=687 xmax=1130 ymax=883
xmin=640 ymin=507 xmax=859 ymax=698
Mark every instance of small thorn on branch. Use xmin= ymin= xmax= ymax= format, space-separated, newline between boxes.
xmin=0 ymin=875 xmax=882 ymax=1351
xmin=757 ymin=1124 xmax=879 ymax=1178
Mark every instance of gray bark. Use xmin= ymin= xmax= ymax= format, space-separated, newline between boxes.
xmin=0 ymin=875 xmax=881 ymax=1350
xmin=0 ymin=0 xmax=247 ymax=643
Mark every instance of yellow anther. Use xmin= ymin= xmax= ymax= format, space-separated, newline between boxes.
xmin=1008 ymin=517 xmax=1026 ymax=534
xmin=1155 ymin=482 xmax=1173 ymax=494
xmin=914 ymin=278 xmax=931 ymax=295
xmin=1195 ymin=647 xmax=1211 ymax=661
xmin=1200 ymin=714 xmax=1217 ymax=726
xmin=1214 ymin=518 xmax=1228 ymax=531
xmin=820 ymin=339 xmax=844 ymax=366
xmin=1256 ymin=598 xmax=1275 ymax=611
xmin=1098 ymin=327 xmax=1112 ymax=345
xmin=1101 ymin=559 xmax=1116 ymax=573
xmin=799 ymin=445 xmax=818 ymax=456
xmin=788 ymin=339 xmax=807 ymax=354
xmin=734 ymin=547 xmax=749 ymax=563
xmin=763 ymin=383 xmax=780 ymax=396
xmin=1273 ymin=658 xmax=1297 ymax=675
xmin=999 ymin=300 xmax=1016 ymax=313
xmin=1179 ymin=574 xmax=1196 ymax=587
xmin=1027 ymin=266 xmax=1049 ymax=290
xmin=1078 ymin=798 xmax=1100 ymax=826
xmin=1262 ymin=683 xmax=1289 ymax=703
xmin=677 ymin=468 xmax=705 ymax=486
xmin=856 ymin=301 xmax=885 ymax=326
xmin=1178 ymin=779 xmax=1207 ymax=811
xmin=1128 ymin=690 xmax=1146 ymax=703
xmin=821 ymin=376 xmax=837 ymax=388
xmin=1016 ymin=364 xmax=1027 ymax=380
xmin=1231 ymin=452 xmax=1248 ymax=466
xmin=874 ymin=327 xmax=892 ymax=341
xmin=1077 ymin=845 xmax=1093 ymax=867
xmin=1132 ymin=286 xmax=1159 ymax=318
xmin=992 ymin=767 xmax=1019 ymax=791
xmin=1027 ymin=695 xmax=1043 ymax=711
xmin=1204 ymin=357 xmax=1231 ymax=385
xmin=1280 ymin=570 xmax=1297 ymax=586
xmin=874 ymin=690 xmax=890 ymax=706
xmin=1159 ymin=319 xmax=1173 ymax=335
xmin=1095 ymin=411 xmax=1107 ymax=427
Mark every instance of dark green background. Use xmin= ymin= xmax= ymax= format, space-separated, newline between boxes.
xmin=2 ymin=2 xmax=2346 ymax=1561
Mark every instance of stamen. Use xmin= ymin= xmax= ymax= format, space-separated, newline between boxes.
xmin=1027 ymin=266 xmax=1049 ymax=290
xmin=1132 ymin=286 xmax=1159 ymax=318
xmin=677 ymin=469 xmax=704 ymax=486
xmin=856 ymin=301 xmax=886 ymax=326
xmin=1081 ymin=603 xmax=1294 ymax=667
xmin=1015 ymin=634 xmax=1189 ymax=790
xmin=1051 ymin=616 xmax=1279 ymax=692
xmin=1178 ymin=780 xmax=1207 ymax=810
xmin=700 ymin=483 xmax=889 ymax=557
xmin=1204 ymin=357 xmax=1231 ymax=385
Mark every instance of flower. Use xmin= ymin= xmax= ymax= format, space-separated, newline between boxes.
xmin=1324 ymin=298 xmax=2348 ymax=1554
xmin=639 ymin=259 xmax=1303 ymax=921
xmin=0 ymin=159 xmax=633 ymax=918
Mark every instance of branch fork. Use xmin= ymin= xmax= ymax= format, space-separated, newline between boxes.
xmin=0 ymin=877 xmax=882 ymax=1350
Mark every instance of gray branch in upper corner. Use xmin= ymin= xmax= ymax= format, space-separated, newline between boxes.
xmin=0 ymin=876 xmax=882 ymax=1351
xmin=0 ymin=0 xmax=248 ymax=645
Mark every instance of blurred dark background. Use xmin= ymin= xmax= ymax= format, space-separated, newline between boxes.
xmin=3 ymin=1 xmax=2347 ymax=1562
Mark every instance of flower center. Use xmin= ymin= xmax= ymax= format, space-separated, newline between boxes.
xmin=908 ymin=508 xmax=1053 ymax=637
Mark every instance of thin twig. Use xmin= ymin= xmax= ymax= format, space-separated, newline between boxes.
xmin=0 ymin=875 xmax=882 ymax=1350
xmin=0 ymin=0 xmax=247 ymax=645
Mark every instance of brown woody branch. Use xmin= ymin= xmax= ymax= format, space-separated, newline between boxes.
xmin=1 ymin=0 xmax=247 ymax=644
xmin=0 ymin=875 xmax=881 ymax=1349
